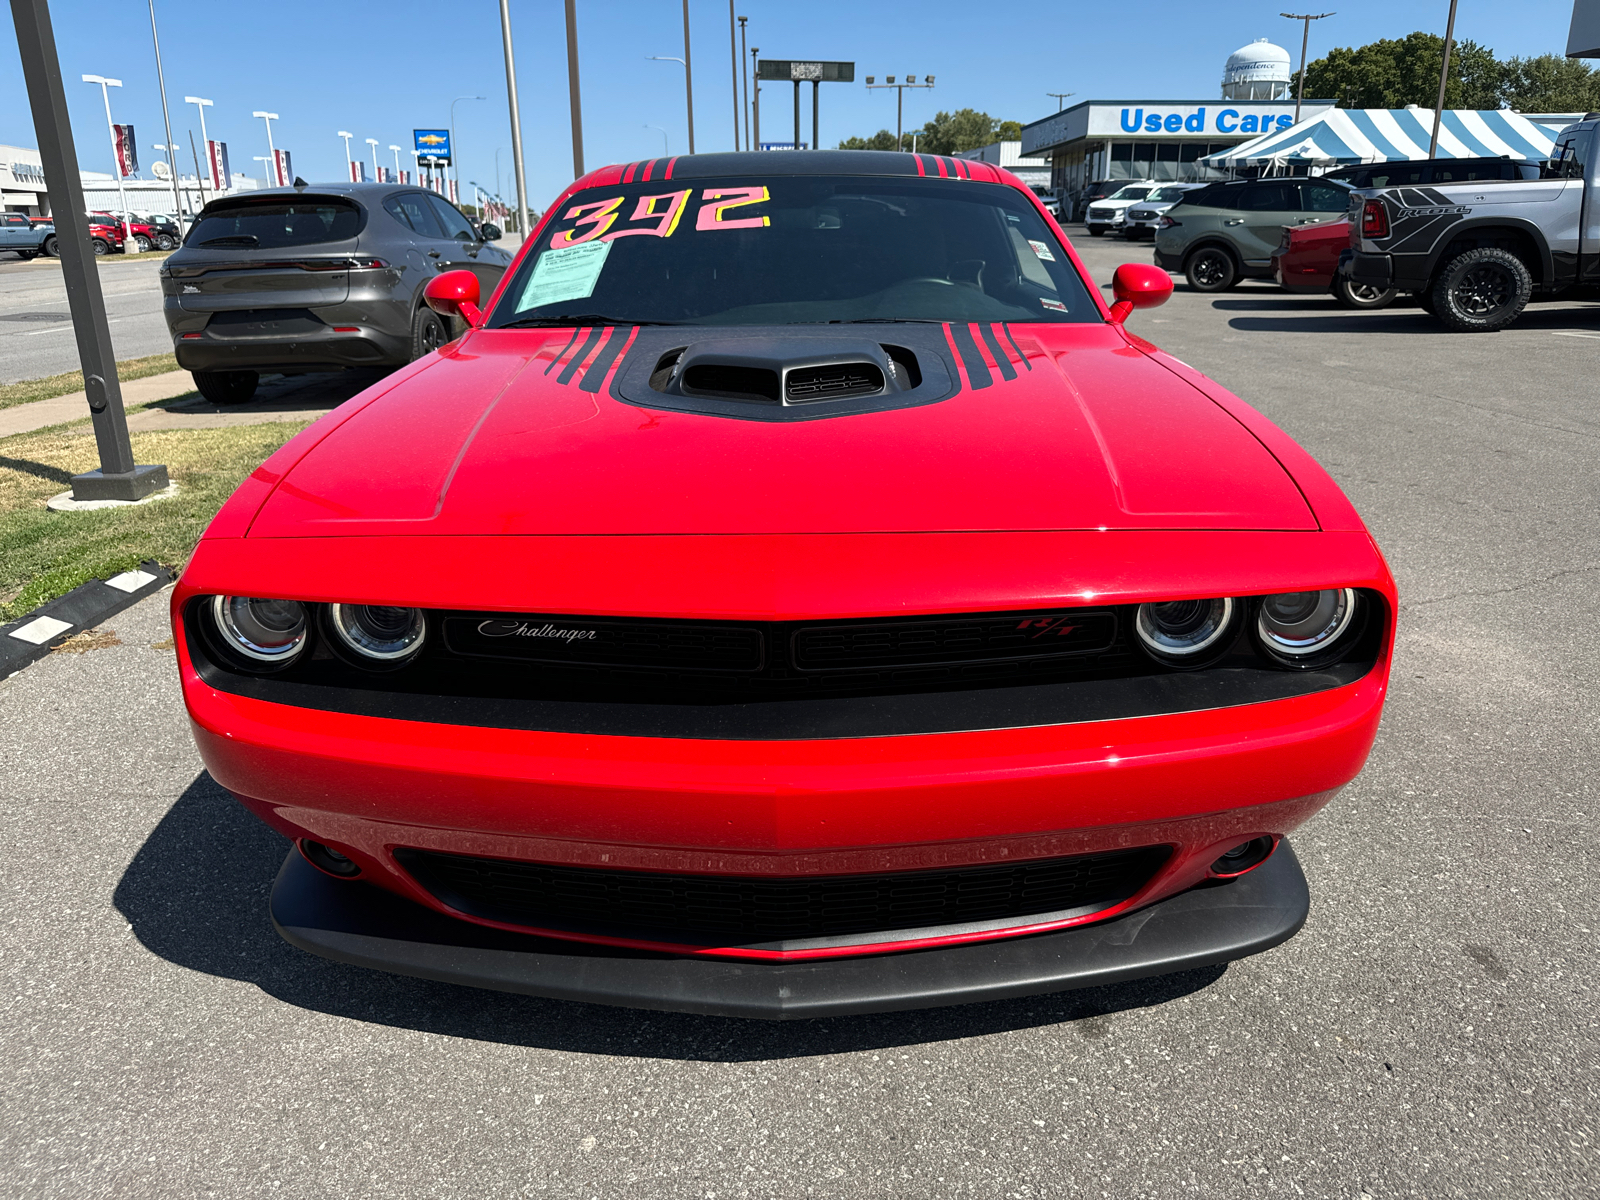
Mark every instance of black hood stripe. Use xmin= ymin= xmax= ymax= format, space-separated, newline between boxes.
xmin=544 ymin=327 xmax=584 ymax=375
xmin=1001 ymin=323 xmax=1032 ymax=370
xmin=979 ymin=323 xmax=1017 ymax=382
xmin=947 ymin=322 xmax=993 ymax=390
xmin=557 ymin=326 xmax=606 ymax=385
xmin=579 ymin=326 xmax=633 ymax=392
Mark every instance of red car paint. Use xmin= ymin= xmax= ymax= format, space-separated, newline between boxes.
xmin=174 ymin=156 xmax=1395 ymax=968
xmin=1272 ymin=217 xmax=1350 ymax=291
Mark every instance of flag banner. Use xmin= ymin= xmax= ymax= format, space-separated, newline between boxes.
xmin=449 ymin=179 xmax=458 ymax=203
xmin=400 ymin=170 xmax=411 ymax=185
xmin=206 ymin=140 xmax=230 ymax=191
xmin=112 ymin=124 xmax=137 ymax=176
xmin=349 ymin=160 xmax=361 ymax=182
xmin=273 ymin=148 xmax=292 ymax=187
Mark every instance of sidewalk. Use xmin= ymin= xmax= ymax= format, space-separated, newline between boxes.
xmin=0 ymin=368 xmax=378 ymax=439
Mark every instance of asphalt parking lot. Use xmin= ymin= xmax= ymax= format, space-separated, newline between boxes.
xmin=0 ymin=255 xmax=171 ymax=383
xmin=2 ymin=228 xmax=1597 ymax=1198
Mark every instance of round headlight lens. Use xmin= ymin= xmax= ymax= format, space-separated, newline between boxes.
xmin=1258 ymin=588 xmax=1356 ymax=657
xmin=1135 ymin=597 xmax=1235 ymax=661
xmin=329 ymin=603 xmax=426 ymax=663
xmin=212 ymin=595 xmax=308 ymax=664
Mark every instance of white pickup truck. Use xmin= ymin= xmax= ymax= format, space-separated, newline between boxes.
xmin=1347 ymin=118 xmax=1594 ymax=331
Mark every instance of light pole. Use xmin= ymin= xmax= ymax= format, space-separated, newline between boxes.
xmin=450 ymin=94 xmax=484 ymax=202
xmin=185 ymin=95 xmax=212 ymax=198
xmin=727 ymin=1 xmax=739 ymax=149
xmin=501 ymin=0 xmax=532 ymax=232
xmin=1428 ymin=0 xmax=1459 ymax=158
xmin=738 ymin=16 xmax=750 ymax=150
xmin=252 ymin=110 xmax=279 ymax=184
xmin=152 ymin=144 xmax=184 ymax=221
xmin=1047 ymin=92 xmax=1075 ymax=112
xmin=751 ymin=46 xmax=760 ymax=147
xmin=562 ymin=0 xmax=583 ymax=180
xmin=864 ymin=74 xmax=935 ymax=152
xmin=649 ymin=57 xmax=696 ymax=154
xmin=146 ymin=0 xmax=185 ymax=234
xmin=390 ymin=144 xmax=403 ymax=184
xmin=1281 ymin=12 xmax=1334 ymax=124
xmin=16 ymin=0 xmax=168 ymax=502
xmin=645 ymin=124 xmax=669 ymax=155
xmin=338 ymin=131 xmax=354 ymax=181
xmin=252 ymin=155 xmax=273 ymax=186
xmin=82 ymin=75 xmax=134 ymax=246
xmin=365 ymin=138 xmax=380 ymax=186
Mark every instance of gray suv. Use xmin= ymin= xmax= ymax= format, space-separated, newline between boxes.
xmin=162 ymin=182 xmax=513 ymax=403
xmin=1152 ymin=178 xmax=1351 ymax=292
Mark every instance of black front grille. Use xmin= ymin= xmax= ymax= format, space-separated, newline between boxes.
xmin=395 ymin=845 xmax=1170 ymax=947
xmin=452 ymin=616 xmax=764 ymax=672
xmin=785 ymin=362 xmax=884 ymax=402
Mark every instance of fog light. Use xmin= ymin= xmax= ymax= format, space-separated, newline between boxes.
xmin=300 ymin=840 xmax=361 ymax=877
xmin=328 ymin=603 xmax=426 ymax=666
xmin=1211 ymin=836 xmax=1276 ymax=877
xmin=211 ymin=595 xmax=308 ymax=667
xmin=1135 ymin=597 xmax=1236 ymax=667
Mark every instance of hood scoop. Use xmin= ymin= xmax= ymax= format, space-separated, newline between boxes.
xmin=620 ymin=330 xmax=954 ymax=422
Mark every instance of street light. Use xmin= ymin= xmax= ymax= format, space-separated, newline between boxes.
xmin=389 ymin=144 xmax=403 ymax=184
xmin=1281 ymin=12 xmax=1335 ymax=124
xmin=252 ymin=110 xmax=279 ymax=184
xmin=645 ymin=123 xmax=669 ymax=155
xmin=648 ymin=55 xmax=696 ymax=153
xmin=1047 ymin=92 xmax=1075 ymax=112
xmin=365 ymin=137 xmax=379 ymax=184
xmin=450 ymin=94 xmax=485 ymax=201
xmin=184 ymin=96 xmax=212 ymax=199
xmin=864 ymin=73 xmax=935 ymax=152
xmin=252 ymin=154 xmax=274 ymax=186
xmin=338 ymin=131 xmax=354 ymax=181
xmin=146 ymin=0 xmax=185 ymax=235
xmin=83 ymin=75 xmax=135 ymax=246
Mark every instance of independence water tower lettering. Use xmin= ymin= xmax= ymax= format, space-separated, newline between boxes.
xmin=1117 ymin=107 xmax=1295 ymax=135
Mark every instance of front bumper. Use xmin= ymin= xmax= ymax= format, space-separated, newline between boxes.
xmin=271 ymin=836 xmax=1311 ymax=1019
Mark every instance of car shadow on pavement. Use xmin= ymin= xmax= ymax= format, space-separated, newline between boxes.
xmin=1226 ymin=303 xmax=1600 ymax=335
xmin=114 ymin=773 xmax=1226 ymax=1062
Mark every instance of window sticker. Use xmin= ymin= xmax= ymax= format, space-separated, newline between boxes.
xmin=1040 ymin=297 xmax=1067 ymax=312
xmin=518 ymin=239 xmax=613 ymax=309
xmin=603 ymin=190 xmax=693 ymax=240
xmin=551 ymin=196 xmax=624 ymax=247
xmin=695 ymin=186 xmax=772 ymax=230
xmin=1028 ymin=239 xmax=1057 ymax=262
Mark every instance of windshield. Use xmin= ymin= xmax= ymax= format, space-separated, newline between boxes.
xmin=187 ymin=199 xmax=363 ymax=249
xmin=1107 ymin=187 xmax=1153 ymax=202
xmin=1149 ymin=187 xmax=1190 ymax=202
xmin=488 ymin=175 xmax=1098 ymax=327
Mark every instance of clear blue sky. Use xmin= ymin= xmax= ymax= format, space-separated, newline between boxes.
xmin=0 ymin=0 xmax=1584 ymax=211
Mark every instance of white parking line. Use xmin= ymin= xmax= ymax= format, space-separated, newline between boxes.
xmin=1551 ymin=331 xmax=1600 ymax=340
xmin=23 ymin=315 xmax=131 ymax=336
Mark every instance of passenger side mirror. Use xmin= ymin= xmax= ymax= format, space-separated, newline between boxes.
xmin=424 ymin=269 xmax=484 ymax=328
xmin=1108 ymin=262 xmax=1173 ymax=323
xmin=478 ymin=222 xmax=502 ymax=242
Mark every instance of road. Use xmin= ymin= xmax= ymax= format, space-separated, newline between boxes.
xmin=0 ymin=256 xmax=172 ymax=383
xmin=1 ymin=229 xmax=1597 ymax=1199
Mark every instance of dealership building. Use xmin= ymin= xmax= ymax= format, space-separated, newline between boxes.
xmin=1019 ymin=39 xmax=1334 ymax=201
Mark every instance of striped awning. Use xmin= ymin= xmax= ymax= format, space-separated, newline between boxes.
xmin=1202 ymin=108 xmax=1559 ymax=167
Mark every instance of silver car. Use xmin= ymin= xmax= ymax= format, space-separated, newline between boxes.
xmin=1122 ymin=184 xmax=1207 ymax=240
xmin=161 ymin=182 xmax=513 ymax=404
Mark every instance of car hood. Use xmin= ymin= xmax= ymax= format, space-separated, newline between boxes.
xmin=247 ymin=322 xmax=1315 ymax=537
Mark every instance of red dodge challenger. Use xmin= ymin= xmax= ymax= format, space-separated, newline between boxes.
xmin=172 ymin=151 xmax=1395 ymax=1019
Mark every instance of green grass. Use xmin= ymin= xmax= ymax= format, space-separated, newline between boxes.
xmin=0 ymin=353 xmax=181 ymax=414
xmin=0 ymin=417 xmax=314 ymax=621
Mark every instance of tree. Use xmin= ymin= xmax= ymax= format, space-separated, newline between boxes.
xmin=838 ymin=109 xmax=1021 ymax=153
xmin=1303 ymin=32 xmax=1500 ymax=109
xmin=837 ymin=129 xmax=908 ymax=151
xmin=1500 ymin=54 xmax=1600 ymax=112
xmin=997 ymin=120 xmax=1023 ymax=141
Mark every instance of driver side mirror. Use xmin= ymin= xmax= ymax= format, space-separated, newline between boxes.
xmin=424 ymin=269 xmax=484 ymax=328
xmin=478 ymin=222 xmax=502 ymax=242
xmin=1108 ymin=262 xmax=1173 ymax=323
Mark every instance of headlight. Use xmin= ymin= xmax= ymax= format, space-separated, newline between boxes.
xmin=328 ymin=603 xmax=426 ymax=666
xmin=1134 ymin=597 xmax=1236 ymax=666
xmin=1256 ymin=589 xmax=1358 ymax=665
xmin=211 ymin=595 xmax=308 ymax=667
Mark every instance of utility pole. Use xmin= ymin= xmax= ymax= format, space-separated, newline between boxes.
xmin=1281 ymin=11 xmax=1334 ymax=124
xmin=681 ymin=0 xmax=696 ymax=154
xmin=1428 ymin=0 xmax=1459 ymax=158
xmin=1047 ymin=92 xmax=1074 ymax=112
xmin=146 ymin=0 xmax=184 ymax=234
xmin=13 ymin=0 xmax=166 ymax=502
xmin=499 ymin=0 xmax=531 ymax=234
xmin=751 ymin=46 xmax=760 ymax=148
xmin=563 ymin=0 xmax=584 ymax=178
xmin=739 ymin=16 xmax=750 ymax=150
xmin=728 ymin=1 xmax=739 ymax=149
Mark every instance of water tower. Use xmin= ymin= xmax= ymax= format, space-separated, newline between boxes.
xmin=1222 ymin=39 xmax=1292 ymax=100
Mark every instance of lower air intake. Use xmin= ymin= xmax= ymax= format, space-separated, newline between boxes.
xmin=394 ymin=845 xmax=1171 ymax=949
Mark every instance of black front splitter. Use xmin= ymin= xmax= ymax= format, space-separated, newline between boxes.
xmin=270 ymin=841 xmax=1310 ymax=1020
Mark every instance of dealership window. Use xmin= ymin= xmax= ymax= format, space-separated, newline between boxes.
xmin=1108 ymin=141 xmax=1235 ymax=182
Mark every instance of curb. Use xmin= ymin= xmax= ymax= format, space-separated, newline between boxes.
xmin=0 ymin=561 xmax=174 ymax=681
